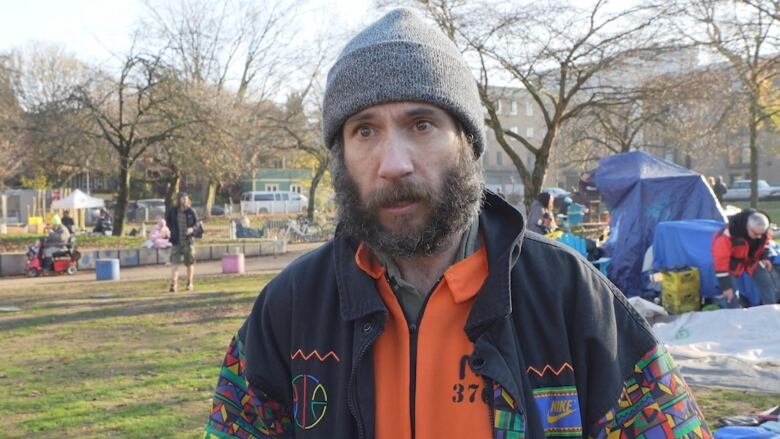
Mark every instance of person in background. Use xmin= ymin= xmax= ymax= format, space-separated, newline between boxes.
xmin=61 ymin=210 xmax=75 ymax=234
xmin=539 ymin=211 xmax=556 ymax=235
xmin=93 ymin=208 xmax=113 ymax=235
xmin=43 ymin=215 xmax=70 ymax=270
xmin=527 ymin=191 xmax=557 ymax=235
xmin=712 ymin=208 xmax=777 ymax=307
xmin=144 ymin=218 xmax=172 ymax=249
xmin=713 ymin=176 xmax=728 ymax=205
xmin=166 ymin=192 xmax=199 ymax=292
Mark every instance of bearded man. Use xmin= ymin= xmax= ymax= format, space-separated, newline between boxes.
xmin=204 ymin=8 xmax=710 ymax=439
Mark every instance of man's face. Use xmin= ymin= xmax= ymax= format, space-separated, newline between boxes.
xmin=747 ymin=226 xmax=766 ymax=240
xmin=333 ymin=102 xmax=483 ymax=258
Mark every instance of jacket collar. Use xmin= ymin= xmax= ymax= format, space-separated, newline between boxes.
xmin=333 ymin=190 xmax=526 ymax=325
xmin=334 ymin=231 xmax=389 ymax=321
xmin=464 ymin=191 xmax=525 ymax=338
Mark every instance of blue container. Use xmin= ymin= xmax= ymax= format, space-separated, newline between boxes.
xmin=95 ymin=258 xmax=120 ymax=281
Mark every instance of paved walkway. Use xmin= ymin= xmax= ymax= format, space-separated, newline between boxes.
xmin=0 ymin=242 xmax=325 ymax=291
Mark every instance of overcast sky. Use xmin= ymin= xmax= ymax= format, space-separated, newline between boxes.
xmin=0 ymin=0 xmax=374 ymax=65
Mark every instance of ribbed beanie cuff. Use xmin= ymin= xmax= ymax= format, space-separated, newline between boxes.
xmin=322 ymin=8 xmax=485 ymax=158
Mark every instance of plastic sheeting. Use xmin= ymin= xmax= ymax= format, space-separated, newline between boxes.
xmin=652 ymin=305 xmax=780 ymax=393
xmin=653 ymin=220 xmax=725 ymax=298
xmin=593 ymin=151 xmax=726 ymax=296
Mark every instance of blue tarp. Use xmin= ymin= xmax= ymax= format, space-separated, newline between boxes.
xmin=653 ymin=220 xmax=725 ymax=298
xmin=593 ymin=151 xmax=726 ymax=296
xmin=714 ymin=426 xmax=780 ymax=438
xmin=653 ymin=219 xmax=779 ymax=306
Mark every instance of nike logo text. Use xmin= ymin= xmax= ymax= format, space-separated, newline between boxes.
xmin=546 ymin=399 xmax=575 ymax=424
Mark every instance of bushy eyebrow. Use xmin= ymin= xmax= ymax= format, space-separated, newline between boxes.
xmin=345 ymin=111 xmax=377 ymax=125
xmin=404 ymin=107 xmax=438 ymax=118
xmin=344 ymin=105 xmax=442 ymax=127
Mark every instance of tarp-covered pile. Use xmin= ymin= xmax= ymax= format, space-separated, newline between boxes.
xmin=653 ymin=304 xmax=780 ymax=393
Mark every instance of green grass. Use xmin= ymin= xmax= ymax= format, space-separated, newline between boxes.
xmin=0 ymin=230 xmax=271 ymax=253
xmin=0 ymin=274 xmax=270 ymax=439
xmin=693 ymin=387 xmax=780 ymax=422
xmin=0 ymin=273 xmax=776 ymax=437
xmin=0 ymin=233 xmax=146 ymax=253
xmin=731 ymin=200 xmax=780 ymax=223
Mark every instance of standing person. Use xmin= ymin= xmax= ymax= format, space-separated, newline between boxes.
xmin=61 ymin=210 xmax=75 ymax=234
xmin=204 ymin=9 xmax=710 ymax=439
xmin=713 ymin=176 xmax=728 ymax=204
xmin=712 ymin=208 xmax=777 ymax=307
xmin=166 ymin=192 xmax=199 ymax=292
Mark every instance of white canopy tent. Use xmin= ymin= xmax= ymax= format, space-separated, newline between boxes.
xmin=51 ymin=189 xmax=105 ymax=210
xmin=51 ymin=189 xmax=105 ymax=231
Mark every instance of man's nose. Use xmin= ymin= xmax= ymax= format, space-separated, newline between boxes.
xmin=377 ymin=131 xmax=414 ymax=180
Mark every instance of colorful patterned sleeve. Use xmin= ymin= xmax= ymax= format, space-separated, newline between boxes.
xmin=203 ymin=332 xmax=294 ymax=439
xmin=589 ymin=345 xmax=712 ymax=439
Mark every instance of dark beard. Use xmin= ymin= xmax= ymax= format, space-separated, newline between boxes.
xmin=331 ymin=143 xmax=484 ymax=259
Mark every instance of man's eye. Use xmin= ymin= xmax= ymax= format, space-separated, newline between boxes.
xmin=358 ymin=127 xmax=373 ymax=137
xmin=415 ymin=120 xmax=432 ymax=131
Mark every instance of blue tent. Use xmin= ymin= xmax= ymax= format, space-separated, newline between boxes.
xmin=592 ymin=151 xmax=726 ymax=296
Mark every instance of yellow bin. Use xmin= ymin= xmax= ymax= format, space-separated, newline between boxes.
xmin=661 ymin=268 xmax=701 ymax=314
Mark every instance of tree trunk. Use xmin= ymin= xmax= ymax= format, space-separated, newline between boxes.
xmin=523 ymin=131 xmax=555 ymax=213
xmin=749 ymin=103 xmax=759 ymax=209
xmin=307 ymin=156 xmax=329 ymax=222
xmin=203 ymin=179 xmax=217 ymax=219
xmin=113 ymin=156 xmax=132 ymax=236
xmin=165 ymin=170 xmax=180 ymax=216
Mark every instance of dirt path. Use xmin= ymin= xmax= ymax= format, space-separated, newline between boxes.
xmin=0 ymin=242 xmax=324 ymax=292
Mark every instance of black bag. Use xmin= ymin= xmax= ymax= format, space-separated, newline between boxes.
xmin=193 ymin=222 xmax=205 ymax=239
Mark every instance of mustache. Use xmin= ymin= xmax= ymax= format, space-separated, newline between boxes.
xmin=363 ymin=180 xmax=437 ymax=211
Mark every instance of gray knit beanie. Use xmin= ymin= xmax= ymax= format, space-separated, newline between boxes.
xmin=322 ymin=8 xmax=485 ymax=158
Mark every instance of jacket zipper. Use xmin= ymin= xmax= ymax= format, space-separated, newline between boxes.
xmin=485 ymin=377 xmax=495 ymax=437
xmin=348 ymin=316 xmax=381 ymax=439
xmin=407 ymin=275 xmax=442 ymax=439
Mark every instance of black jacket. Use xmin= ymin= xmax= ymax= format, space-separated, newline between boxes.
xmin=166 ymin=207 xmax=198 ymax=246
xmin=204 ymin=192 xmax=710 ymax=438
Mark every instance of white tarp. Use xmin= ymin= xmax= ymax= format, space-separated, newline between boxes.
xmin=652 ymin=305 xmax=780 ymax=393
xmin=51 ymin=189 xmax=105 ymax=210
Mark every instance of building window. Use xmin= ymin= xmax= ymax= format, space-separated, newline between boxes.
xmin=740 ymin=147 xmax=750 ymax=165
xmin=510 ymin=126 xmax=518 ymax=134
xmin=526 ymin=127 xmax=534 ymax=138
xmin=526 ymin=101 xmax=534 ymax=116
xmin=290 ymin=184 xmax=302 ymax=194
xmin=510 ymin=101 xmax=518 ymax=115
xmin=496 ymin=151 xmax=503 ymax=166
xmin=265 ymin=184 xmax=279 ymax=191
xmin=496 ymin=99 xmax=502 ymax=114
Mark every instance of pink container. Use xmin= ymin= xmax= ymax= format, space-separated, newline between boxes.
xmin=222 ymin=253 xmax=245 ymax=274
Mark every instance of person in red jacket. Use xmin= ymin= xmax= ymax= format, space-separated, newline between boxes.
xmin=712 ymin=209 xmax=776 ymax=306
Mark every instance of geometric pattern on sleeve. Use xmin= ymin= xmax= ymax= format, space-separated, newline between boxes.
xmin=590 ymin=344 xmax=712 ymax=439
xmin=492 ymin=381 xmax=526 ymax=439
xmin=203 ymin=333 xmax=293 ymax=438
